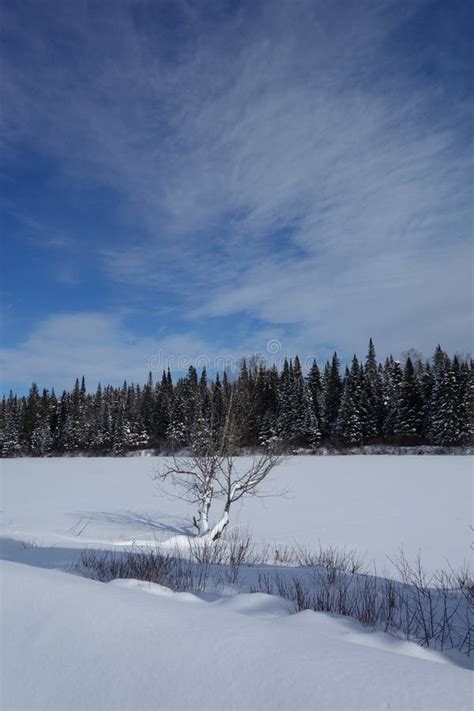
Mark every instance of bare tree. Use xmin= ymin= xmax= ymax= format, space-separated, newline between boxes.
xmin=208 ymin=446 xmax=283 ymax=539
xmin=154 ymin=394 xmax=284 ymax=540
xmin=155 ymin=416 xmax=222 ymax=536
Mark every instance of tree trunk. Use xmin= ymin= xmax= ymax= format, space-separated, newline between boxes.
xmin=209 ymin=505 xmax=230 ymax=541
xmin=195 ymin=496 xmax=211 ymax=534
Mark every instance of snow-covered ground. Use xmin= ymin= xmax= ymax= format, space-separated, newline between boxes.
xmin=1 ymin=455 xmax=471 ymax=572
xmin=1 ymin=456 xmax=473 ymax=710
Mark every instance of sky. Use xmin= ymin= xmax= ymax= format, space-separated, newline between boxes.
xmin=0 ymin=0 xmax=472 ymax=394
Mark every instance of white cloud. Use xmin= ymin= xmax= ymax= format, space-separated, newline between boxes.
xmin=1 ymin=0 xmax=471 ymax=373
xmin=0 ymin=311 xmax=342 ymax=394
xmin=194 ymin=241 xmax=472 ymax=359
xmin=0 ymin=313 xmax=220 ymax=392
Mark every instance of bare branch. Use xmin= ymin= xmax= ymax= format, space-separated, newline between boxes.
xmin=153 ymin=391 xmax=284 ymax=539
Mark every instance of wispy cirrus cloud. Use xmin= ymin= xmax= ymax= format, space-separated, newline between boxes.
xmin=0 ymin=310 xmax=316 ymax=393
xmin=0 ymin=0 xmax=472 ymax=389
xmin=0 ymin=312 xmax=221 ymax=392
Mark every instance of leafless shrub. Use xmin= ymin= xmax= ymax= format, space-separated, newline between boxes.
xmin=188 ymin=536 xmax=226 ymax=566
xmin=251 ymin=550 xmax=472 ymax=656
xmin=388 ymin=549 xmax=473 ymax=653
xmin=189 ymin=528 xmax=269 ymax=567
xmin=293 ymin=543 xmax=366 ymax=578
xmin=273 ymin=545 xmax=295 ymax=566
xmin=77 ymin=547 xmax=214 ymax=593
xmin=76 ymin=542 xmax=472 ymax=657
xmin=78 ymin=548 xmax=176 ymax=585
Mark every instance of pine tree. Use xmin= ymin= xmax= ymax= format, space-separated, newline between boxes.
xmin=382 ymin=357 xmax=403 ymax=441
xmin=307 ymin=359 xmax=323 ymax=426
xmin=420 ymin=363 xmax=434 ymax=441
xmin=336 ymin=356 xmax=365 ymax=446
xmin=23 ymin=383 xmax=42 ymax=447
xmin=277 ymin=357 xmax=320 ymax=449
xmin=322 ymin=353 xmax=343 ymax=441
xmin=112 ymin=396 xmax=127 ymax=455
xmin=277 ymin=358 xmax=294 ymax=444
xmin=457 ymin=360 xmax=473 ymax=445
xmin=199 ymin=367 xmax=210 ymax=418
xmin=154 ymin=370 xmax=173 ymax=442
xmin=90 ymin=383 xmax=105 ymax=450
xmin=1 ymin=395 xmax=22 ymax=457
xmin=364 ymin=339 xmax=383 ymax=441
xmin=31 ymin=423 xmax=53 ymax=456
xmin=255 ymin=364 xmax=279 ymax=446
xmin=1 ymin=343 xmax=470 ymax=457
xmin=452 ymin=357 xmax=471 ymax=446
xmin=62 ymin=377 xmax=90 ymax=450
xmin=210 ymin=373 xmax=225 ymax=433
xmin=431 ymin=354 xmax=471 ymax=446
xmin=101 ymin=387 xmax=114 ymax=449
xmin=293 ymin=356 xmax=321 ymax=449
xmin=235 ymin=359 xmax=253 ymax=445
xmin=140 ymin=372 xmax=155 ymax=439
xmin=397 ymin=357 xmax=423 ymax=442
xmin=169 ymin=368 xmax=199 ymax=439
xmin=299 ymin=381 xmax=321 ymax=450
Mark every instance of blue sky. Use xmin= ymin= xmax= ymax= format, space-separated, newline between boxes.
xmin=1 ymin=0 xmax=472 ymax=393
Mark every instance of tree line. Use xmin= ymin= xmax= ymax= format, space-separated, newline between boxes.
xmin=0 ymin=341 xmax=471 ymax=457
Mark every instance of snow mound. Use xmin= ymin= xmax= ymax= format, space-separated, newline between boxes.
xmin=211 ymin=592 xmax=295 ymax=617
xmin=2 ymin=560 xmax=472 ymax=711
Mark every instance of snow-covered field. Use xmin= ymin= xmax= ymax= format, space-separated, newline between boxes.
xmin=1 ymin=456 xmax=472 ymax=710
xmin=1 ymin=456 xmax=471 ymax=571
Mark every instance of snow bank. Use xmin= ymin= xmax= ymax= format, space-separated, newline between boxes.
xmin=2 ymin=560 xmax=472 ymax=711
xmin=1 ymin=456 xmax=472 ymax=710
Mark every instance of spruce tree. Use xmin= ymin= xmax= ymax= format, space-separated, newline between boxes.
xmin=397 ymin=357 xmax=423 ymax=442
xmin=431 ymin=354 xmax=471 ymax=446
xmin=154 ymin=370 xmax=173 ymax=442
xmin=211 ymin=373 xmax=225 ymax=433
xmin=1 ymin=342 xmax=470 ymax=457
xmin=307 ymin=359 xmax=323 ymax=426
xmin=430 ymin=349 xmax=452 ymax=445
xmin=23 ymin=382 xmax=41 ymax=445
xmin=364 ymin=339 xmax=383 ymax=440
xmin=256 ymin=364 xmax=280 ymax=446
xmin=1 ymin=396 xmax=22 ymax=457
xmin=420 ymin=363 xmax=434 ymax=441
xmin=31 ymin=423 xmax=53 ymax=456
xmin=382 ymin=357 xmax=403 ymax=441
xmin=235 ymin=359 xmax=253 ymax=445
xmin=322 ymin=353 xmax=342 ymax=441
xmin=336 ymin=356 xmax=364 ymax=446
xmin=452 ymin=357 xmax=471 ymax=446
xmin=277 ymin=358 xmax=294 ymax=444
xmin=140 ymin=372 xmax=155 ymax=439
